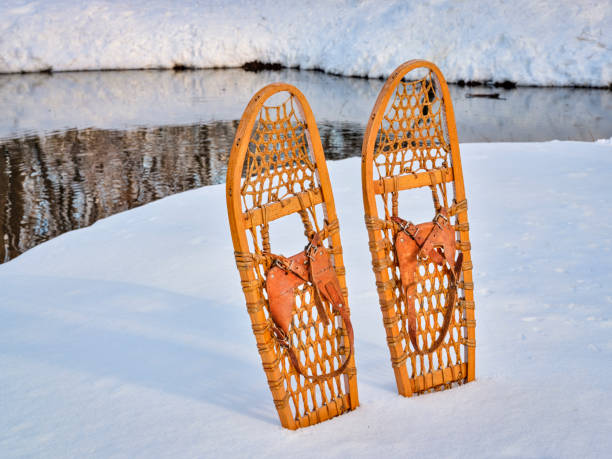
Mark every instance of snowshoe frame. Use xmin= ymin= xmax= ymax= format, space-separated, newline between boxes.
xmin=227 ymin=83 xmax=358 ymax=429
xmin=361 ymin=60 xmax=476 ymax=396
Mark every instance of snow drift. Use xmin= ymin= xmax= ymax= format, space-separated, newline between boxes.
xmin=0 ymin=0 xmax=610 ymax=87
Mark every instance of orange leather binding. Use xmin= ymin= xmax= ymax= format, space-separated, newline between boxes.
xmin=392 ymin=210 xmax=463 ymax=354
xmin=266 ymin=234 xmax=354 ymax=382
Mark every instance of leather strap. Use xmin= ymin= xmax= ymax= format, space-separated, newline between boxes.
xmin=266 ymin=233 xmax=354 ymax=382
xmin=391 ymin=212 xmax=463 ymax=355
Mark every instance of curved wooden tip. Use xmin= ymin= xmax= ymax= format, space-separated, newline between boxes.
xmin=225 ymin=82 xmax=323 ymax=249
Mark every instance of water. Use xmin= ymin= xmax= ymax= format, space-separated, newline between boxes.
xmin=1 ymin=69 xmax=611 ymax=263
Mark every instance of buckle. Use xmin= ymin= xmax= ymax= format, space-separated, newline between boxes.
xmin=433 ymin=212 xmax=449 ymax=229
xmin=271 ymin=323 xmax=290 ymax=349
xmin=433 ymin=212 xmax=449 ymax=223
xmin=305 ymin=240 xmax=319 ymax=260
xmin=272 ymin=257 xmax=293 ymax=273
xmin=398 ymin=219 xmax=417 ymax=237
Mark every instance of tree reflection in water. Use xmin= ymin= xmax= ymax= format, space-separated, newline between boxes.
xmin=0 ymin=120 xmax=363 ymax=263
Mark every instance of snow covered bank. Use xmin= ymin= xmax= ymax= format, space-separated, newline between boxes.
xmin=2 ymin=141 xmax=612 ymax=457
xmin=1 ymin=0 xmax=610 ymax=87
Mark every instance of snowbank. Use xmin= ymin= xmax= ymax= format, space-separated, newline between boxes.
xmin=1 ymin=140 xmax=611 ymax=457
xmin=1 ymin=0 xmax=610 ymax=87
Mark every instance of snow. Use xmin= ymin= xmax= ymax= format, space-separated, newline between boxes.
xmin=1 ymin=0 xmax=610 ymax=87
xmin=1 ymin=140 xmax=612 ymax=457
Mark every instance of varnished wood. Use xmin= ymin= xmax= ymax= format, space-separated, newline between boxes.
xmin=361 ymin=60 xmax=476 ymax=396
xmin=227 ymin=83 xmax=358 ymax=429
xmin=242 ymin=187 xmax=323 ymax=229
xmin=373 ymin=167 xmax=454 ymax=194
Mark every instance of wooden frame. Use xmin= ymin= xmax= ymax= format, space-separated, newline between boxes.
xmin=361 ymin=60 xmax=476 ymax=396
xmin=227 ymin=83 xmax=359 ymax=429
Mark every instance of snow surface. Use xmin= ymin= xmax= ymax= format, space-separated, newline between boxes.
xmin=1 ymin=140 xmax=612 ymax=457
xmin=1 ymin=0 xmax=610 ymax=87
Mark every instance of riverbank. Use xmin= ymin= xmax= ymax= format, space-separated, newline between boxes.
xmin=1 ymin=0 xmax=610 ymax=87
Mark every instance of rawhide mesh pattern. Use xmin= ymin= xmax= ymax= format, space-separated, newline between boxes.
xmin=366 ymin=68 xmax=474 ymax=394
xmin=374 ymin=71 xmax=450 ymax=178
xmin=232 ymin=92 xmax=355 ymax=428
xmin=390 ymin=250 xmax=466 ymax=391
xmin=276 ymin=283 xmax=351 ymax=422
xmin=241 ymin=97 xmax=316 ymax=207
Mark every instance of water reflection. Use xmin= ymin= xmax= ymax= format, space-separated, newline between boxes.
xmin=1 ymin=68 xmax=611 ymax=263
xmin=2 ymin=68 xmax=611 ymax=142
xmin=0 ymin=121 xmax=367 ymax=262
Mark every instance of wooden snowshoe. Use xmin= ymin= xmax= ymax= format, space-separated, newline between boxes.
xmin=227 ymin=83 xmax=358 ymax=429
xmin=361 ymin=60 xmax=476 ymax=396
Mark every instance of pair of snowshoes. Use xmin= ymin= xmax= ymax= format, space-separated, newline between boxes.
xmin=226 ymin=60 xmax=476 ymax=429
